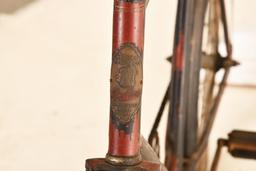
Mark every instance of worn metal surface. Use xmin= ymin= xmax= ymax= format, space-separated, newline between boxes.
xmin=86 ymin=136 xmax=166 ymax=170
xmin=164 ymin=0 xmax=187 ymax=170
xmin=88 ymin=137 xmax=164 ymax=170
xmin=85 ymin=0 xmax=157 ymax=170
xmin=164 ymin=0 xmax=209 ymax=170
xmin=107 ymin=0 xmax=146 ymax=165
xmin=86 ymin=158 xmax=162 ymax=171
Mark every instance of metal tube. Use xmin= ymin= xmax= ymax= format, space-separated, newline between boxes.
xmin=165 ymin=0 xmax=187 ymax=170
xmin=106 ymin=0 xmax=146 ymax=166
xmin=210 ymin=139 xmax=228 ymax=171
xmin=183 ymin=0 xmax=208 ymax=171
xmin=86 ymin=0 xmax=162 ymax=170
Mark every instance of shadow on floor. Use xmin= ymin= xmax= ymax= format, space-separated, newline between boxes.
xmin=0 ymin=0 xmax=36 ymax=14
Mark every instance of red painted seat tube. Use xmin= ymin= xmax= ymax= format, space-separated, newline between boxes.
xmin=106 ymin=0 xmax=146 ymax=166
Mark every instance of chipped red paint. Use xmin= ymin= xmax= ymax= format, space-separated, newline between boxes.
xmin=108 ymin=115 xmax=140 ymax=156
xmin=112 ymin=0 xmax=145 ymax=51
xmin=165 ymin=32 xmax=185 ymax=171
xmin=108 ymin=0 xmax=146 ymax=157
xmin=174 ymin=33 xmax=185 ymax=71
xmin=166 ymin=155 xmax=178 ymax=171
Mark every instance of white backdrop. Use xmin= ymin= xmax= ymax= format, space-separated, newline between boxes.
xmin=0 ymin=0 xmax=255 ymax=171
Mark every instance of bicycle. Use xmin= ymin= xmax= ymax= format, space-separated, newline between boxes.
xmin=85 ymin=0 xmax=240 ymax=170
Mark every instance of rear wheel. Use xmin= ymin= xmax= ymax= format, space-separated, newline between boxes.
xmin=148 ymin=0 xmax=238 ymax=170
xmin=185 ymin=0 xmax=238 ymax=170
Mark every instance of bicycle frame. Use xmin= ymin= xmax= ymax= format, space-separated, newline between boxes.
xmin=86 ymin=0 xmax=162 ymax=170
xmin=86 ymin=0 xmax=237 ymax=170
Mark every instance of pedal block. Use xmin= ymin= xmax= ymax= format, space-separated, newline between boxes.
xmin=228 ymin=130 xmax=256 ymax=159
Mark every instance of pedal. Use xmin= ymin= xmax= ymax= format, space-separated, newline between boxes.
xmin=227 ymin=130 xmax=256 ymax=159
xmin=211 ymin=130 xmax=256 ymax=171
